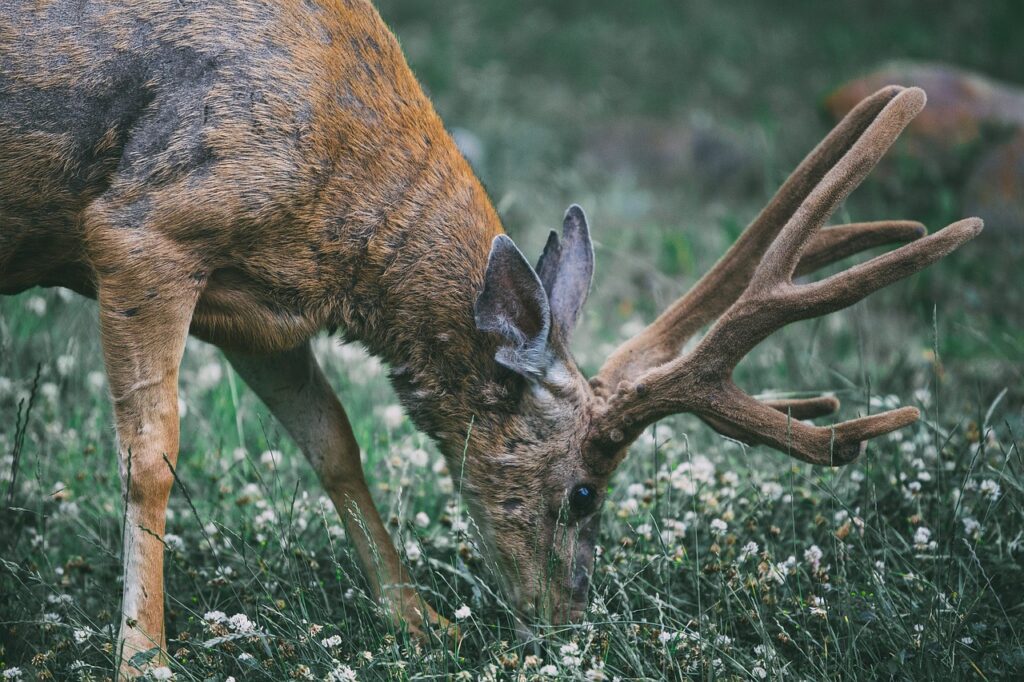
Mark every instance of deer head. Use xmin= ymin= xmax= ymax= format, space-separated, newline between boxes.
xmin=463 ymin=85 xmax=981 ymax=625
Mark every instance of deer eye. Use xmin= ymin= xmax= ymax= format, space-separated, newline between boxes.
xmin=569 ymin=484 xmax=598 ymax=516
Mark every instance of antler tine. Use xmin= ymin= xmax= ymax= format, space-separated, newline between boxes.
xmin=594 ymin=85 xmax=916 ymax=395
xmin=747 ymin=87 xmax=926 ymax=290
xmin=795 ymin=220 xmax=925 ymax=277
xmin=586 ymin=86 xmax=983 ymax=468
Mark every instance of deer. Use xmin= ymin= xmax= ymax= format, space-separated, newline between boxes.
xmin=0 ymin=0 xmax=981 ymax=677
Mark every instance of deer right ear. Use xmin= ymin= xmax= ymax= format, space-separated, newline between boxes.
xmin=474 ymin=235 xmax=555 ymax=380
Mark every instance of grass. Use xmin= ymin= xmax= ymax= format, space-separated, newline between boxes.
xmin=2 ymin=1 xmax=1023 ymax=680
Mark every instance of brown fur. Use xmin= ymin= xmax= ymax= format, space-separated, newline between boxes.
xmin=0 ymin=2 xmax=980 ymax=678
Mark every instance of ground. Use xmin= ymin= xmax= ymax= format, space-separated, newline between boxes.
xmin=1 ymin=1 xmax=1022 ymax=680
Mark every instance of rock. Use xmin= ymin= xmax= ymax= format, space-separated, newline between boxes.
xmin=825 ymin=61 xmax=1024 ymax=153
xmin=965 ymin=131 xmax=1024 ymax=235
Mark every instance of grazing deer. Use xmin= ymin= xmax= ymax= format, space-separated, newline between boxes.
xmin=0 ymin=0 xmax=980 ymax=676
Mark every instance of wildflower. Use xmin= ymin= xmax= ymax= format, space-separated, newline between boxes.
xmin=713 ymin=634 xmax=732 ymax=649
xmin=454 ymin=604 xmax=472 ymax=620
xmin=2 ymin=668 xmax=23 ymax=680
xmin=760 ymin=481 xmax=784 ymax=501
xmin=404 ymin=539 xmax=422 ymax=562
xmin=227 ymin=613 xmax=256 ymax=633
xmin=238 ymin=653 xmax=255 ymax=664
xmin=962 ymin=517 xmax=981 ymax=538
xmin=913 ymin=526 xmax=936 ymax=551
xmin=40 ymin=382 xmax=59 ymax=402
xmin=407 ymin=448 xmax=429 ymax=467
xmin=380 ymin=404 xmax=404 ymax=429
xmin=163 ymin=533 xmax=185 ymax=552
xmin=979 ymin=479 xmax=1001 ymax=501
xmin=804 ymin=545 xmax=823 ymax=572
xmin=326 ymin=664 xmax=358 ymax=682
xmin=539 ymin=664 xmax=559 ymax=677
xmin=195 ymin=362 xmax=223 ymax=390
xmin=25 ymin=295 xmax=47 ymax=316
xmin=321 ymin=634 xmax=342 ymax=648
xmin=203 ymin=610 xmax=227 ymax=624
xmin=150 ymin=667 xmax=174 ymax=680
xmin=619 ymin=498 xmax=639 ymax=515
xmin=73 ymin=628 xmax=91 ymax=643
xmin=560 ymin=641 xmax=582 ymax=667
xmin=960 ymin=636 xmax=974 ymax=646
xmin=739 ymin=541 xmax=759 ymax=562
xmin=260 ymin=449 xmax=283 ymax=467
xmin=56 ymin=354 xmax=76 ymax=376
xmin=809 ymin=595 xmax=827 ymax=618
xmin=752 ymin=666 xmax=768 ymax=679
xmin=709 ymin=518 xmax=727 ymax=535
xmin=414 ymin=511 xmax=430 ymax=528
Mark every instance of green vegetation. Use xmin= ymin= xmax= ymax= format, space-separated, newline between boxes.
xmin=2 ymin=1 xmax=1022 ymax=679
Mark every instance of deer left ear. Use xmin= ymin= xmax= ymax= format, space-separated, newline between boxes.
xmin=535 ymin=204 xmax=595 ymax=345
xmin=475 ymin=235 xmax=556 ymax=380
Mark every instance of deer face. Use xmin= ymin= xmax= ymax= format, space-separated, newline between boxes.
xmin=469 ymin=206 xmax=606 ymax=622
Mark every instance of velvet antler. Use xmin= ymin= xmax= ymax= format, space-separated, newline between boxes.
xmin=587 ymin=86 xmax=981 ymax=468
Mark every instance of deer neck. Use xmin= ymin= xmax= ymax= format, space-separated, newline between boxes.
xmin=323 ymin=137 xmax=510 ymax=452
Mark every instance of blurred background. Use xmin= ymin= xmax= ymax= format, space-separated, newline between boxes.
xmin=376 ymin=0 xmax=1023 ymax=408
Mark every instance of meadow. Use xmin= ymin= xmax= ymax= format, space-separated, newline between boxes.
xmin=2 ymin=1 xmax=1022 ymax=679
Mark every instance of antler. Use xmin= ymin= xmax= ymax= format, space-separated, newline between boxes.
xmin=587 ymin=86 xmax=981 ymax=468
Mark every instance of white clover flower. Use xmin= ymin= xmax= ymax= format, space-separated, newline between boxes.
xmin=414 ymin=511 xmax=430 ymax=528
xmin=238 ymin=652 xmax=255 ymax=664
xmin=404 ymin=540 xmax=422 ymax=562
xmin=962 ymin=517 xmax=981 ymax=538
xmin=40 ymin=382 xmax=59 ymax=402
xmin=25 ymin=295 xmax=47 ymax=316
xmin=619 ymin=498 xmax=639 ymax=515
xmin=203 ymin=610 xmax=227 ymax=624
xmin=326 ymin=664 xmax=358 ymax=682
xmin=760 ymin=481 xmax=784 ymax=501
xmin=739 ymin=541 xmax=759 ymax=562
xmin=913 ymin=526 xmax=936 ymax=551
xmin=73 ymin=628 xmax=91 ymax=643
xmin=804 ymin=545 xmax=823 ymax=571
xmin=407 ymin=448 xmax=429 ymax=467
xmin=260 ymin=449 xmax=283 ymax=467
xmin=454 ymin=604 xmax=472 ymax=620
xmin=809 ymin=595 xmax=827 ymax=617
xmin=626 ymin=483 xmax=646 ymax=497
xmin=380 ymin=404 xmax=404 ymax=429
xmin=56 ymin=354 xmax=76 ymax=376
xmin=150 ymin=667 xmax=173 ymax=680
xmin=321 ymin=634 xmax=343 ymax=648
xmin=559 ymin=641 xmax=582 ymax=668
xmin=713 ymin=634 xmax=732 ymax=648
xmin=163 ymin=533 xmax=185 ymax=552
xmin=979 ymin=479 xmax=1001 ymax=501
xmin=86 ymin=370 xmax=106 ymax=392
xmin=709 ymin=518 xmax=727 ymax=535
xmin=195 ymin=362 xmax=223 ymax=391
xmin=2 ymin=667 xmax=23 ymax=680
xmin=228 ymin=613 xmax=256 ymax=633
xmin=539 ymin=665 xmax=559 ymax=677
xmin=752 ymin=666 xmax=768 ymax=679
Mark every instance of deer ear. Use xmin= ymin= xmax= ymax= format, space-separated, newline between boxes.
xmin=535 ymin=204 xmax=594 ymax=344
xmin=475 ymin=235 xmax=555 ymax=379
